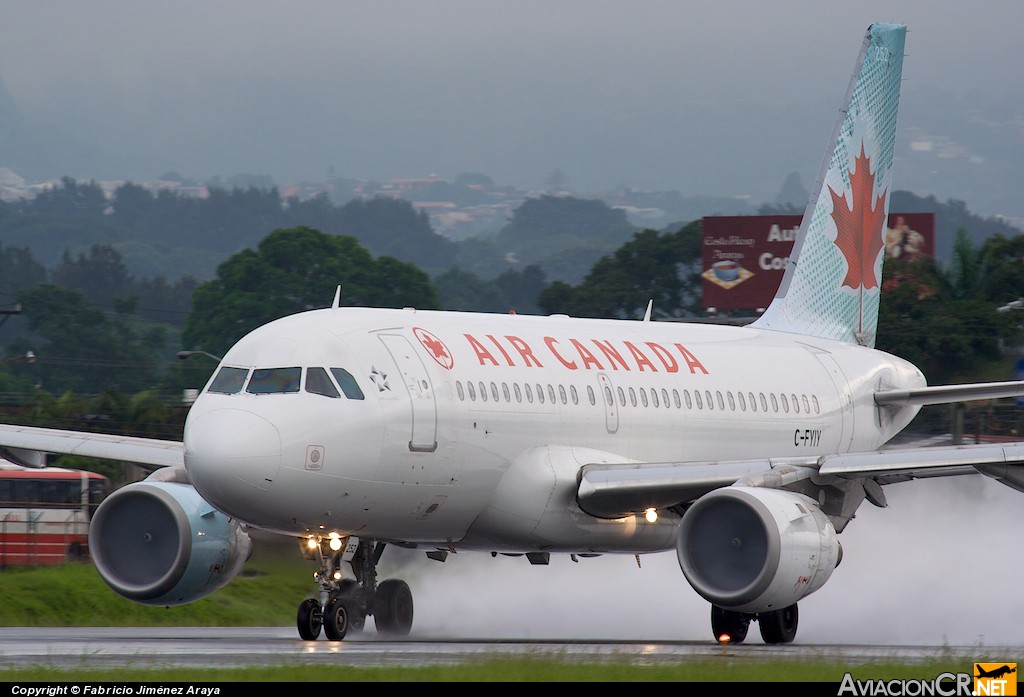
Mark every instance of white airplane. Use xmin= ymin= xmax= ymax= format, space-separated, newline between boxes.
xmin=1 ymin=22 xmax=1023 ymax=645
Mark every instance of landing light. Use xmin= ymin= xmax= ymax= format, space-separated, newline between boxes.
xmin=644 ymin=508 xmax=658 ymax=523
xmin=333 ymin=571 xmax=342 ymax=581
xmin=329 ymin=537 xmax=342 ymax=551
xmin=306 ymin=537 xmax=318 ymax=550
xmin=718 ymin=634 xmax=731 ymax=644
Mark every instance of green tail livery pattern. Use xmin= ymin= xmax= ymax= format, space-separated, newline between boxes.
xmin=752 ymin=23 xmax=906 ymax=349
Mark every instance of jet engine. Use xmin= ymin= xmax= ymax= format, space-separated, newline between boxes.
xmin=89 ymin=479 xmax=252 ymax=606
xmin=676 ymin=486 xmax=840 ymax=613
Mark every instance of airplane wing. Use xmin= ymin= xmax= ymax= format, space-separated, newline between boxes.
xmin=0 ymin=422 xmax=183 ymax=469
xmin=578 ymin=379 xmax=1024 ymax=519
xmin=578 ymin=441 xmax=1024 ymax=519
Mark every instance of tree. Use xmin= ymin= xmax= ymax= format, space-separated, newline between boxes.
xmin=537 ymin=221 xmax=703 ymax=320
xmin=16 ymin=284 xmax=168 ymax=394
xmin=181 ymin=227 xmax=440 ymax=355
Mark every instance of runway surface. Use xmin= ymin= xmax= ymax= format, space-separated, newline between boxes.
xmin=0 ymin=627 xmax=1012 ymax=671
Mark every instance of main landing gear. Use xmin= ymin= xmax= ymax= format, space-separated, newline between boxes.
xmin=711 ymin=603 xmax=799 ymax=645
xmin=296 ymin=536 xmax=414 ymax=641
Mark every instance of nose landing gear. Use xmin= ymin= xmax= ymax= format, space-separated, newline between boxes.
xmin=295 ymin=535 xmax=414 ymax=641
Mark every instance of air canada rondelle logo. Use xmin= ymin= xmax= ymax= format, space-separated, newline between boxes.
xmin=413 ymin=327 xmax=454 ymax=370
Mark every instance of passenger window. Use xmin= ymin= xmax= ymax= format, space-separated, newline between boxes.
xmin=640 ymin=389 xmax=648 ymax=408
xmin=456 ymin=381 xmax=465 ymax=401
xmin=683 ymin=390 xmax=692 ymax=409
xmin=513 ymin=383 xmax=522 ymax=403
xmin=791 ymin=394 xmax=799 ymax=413
xmin=468 ymin=381 xmax=476 ymax=401
xmin=737 ymin=392 xmax=746 ymax=411
xmin=548 ymin=385 xmax=556 ymax=403
xmin=694 ymin=390 xmax=703 ymax=409
xmin=661 ymin=389 xmax=670 ymax=408
xmin=570 ymin=385 xmax=579 ymax=405
xmin=649 ymin=388 xmax=657 ymax=408
xmin=705 ymin=390 xmax=714 ymax=410
xmin=673 ymin=389 xmax=681 ymax=409
xmin=629 ymin=387 xmax=637 ymax=407
xmin=781 ymin=394 xmax=790 ymax=413
xmin=726 ymin=392 xmax=735 ymax=410
xmin=479 ymin=381 xmax=487 ymax=402
xmin=248 ymin=367 xmax=301 ymax=394
xmin=604 ymin=386 xmax=613 ymax=406
xmin=490 ymin=382 xmax=499 ymax=402
xmin=536 ymin=384 xmax=544 ymax=404
xmin=208 ymin=366 xmax=249 ymax=394
xmin=617 ymin=387 xmax=626 ymax=406
xmin=749 ymin=392 xmax=757 ymax=412
xmin=502 ymin=383 xmax=511 ymax=402
xmin=813 ymin=395 xmax=820 ymax=414
xmin=802 ymin=395 xmax=811 ymax=413
xmin=330 ymin=368 xmax=365 ymax=400
xmin=525 ymin=383 xmax=534 ymax=403
xmin=771 ymin=393 xmax=779 ymax=412
xmin=558 ymin=384 xmax=567 ymax=404
xmin=588 ymin=385 xmax=596 ymax=406
xmin=306 ymin=367 xmax=340 ymax=398
xmin=759 ymin=393 xmax=768 ymax=412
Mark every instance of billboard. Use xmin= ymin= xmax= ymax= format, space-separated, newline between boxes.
xmin=701 ymin=213 xmax=935 ymax=313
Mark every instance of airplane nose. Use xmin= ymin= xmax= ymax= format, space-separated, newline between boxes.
xmin=184 ymin=408 xmax=282 ymax=515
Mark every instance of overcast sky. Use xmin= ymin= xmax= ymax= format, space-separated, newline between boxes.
xmin=1 ymin=1 xmax=1022 ymax=209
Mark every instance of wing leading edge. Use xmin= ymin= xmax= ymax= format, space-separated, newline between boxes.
xmin=0 ymin=423 xmax=183 ymax=470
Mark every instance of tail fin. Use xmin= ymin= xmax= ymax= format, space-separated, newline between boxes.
xmin=751 ymin=23 xmax=906 ymax=348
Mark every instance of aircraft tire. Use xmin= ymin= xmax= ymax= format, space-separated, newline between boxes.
xmin=759 ymin=604 xmax=798 ymax=644
xmin=373 ymin=578 xmax=413 ymax=635
xmin=296 ymin=598 xmax=323 ymax=640
xmin=323 ymin=595 xmax=354 ymax=641
xmin=710 ymin=605 xmax=750 ymax=644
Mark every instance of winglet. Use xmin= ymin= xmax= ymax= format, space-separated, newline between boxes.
xmin=643 ymin=300 xmax=653 ymax=322
xmin=332 ymin=285 xmax=341 ymax=310
xmin=751 ymin=23 xmax=906 ymax=348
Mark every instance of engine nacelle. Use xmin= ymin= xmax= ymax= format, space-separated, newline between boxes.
xmin=89 ymin=481 xmax=252 ymax=606
xmin=676 ymin=486 xmax=840 ymax=613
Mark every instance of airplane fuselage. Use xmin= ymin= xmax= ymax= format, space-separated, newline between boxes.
xmin=182 ymin=306 xmax=925 ymax=553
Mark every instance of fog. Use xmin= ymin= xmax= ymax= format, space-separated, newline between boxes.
xmin=1 ymin=2 xmax=1023 ymax=215
xmin=380 ymin=476 xmax=1022 ymax=646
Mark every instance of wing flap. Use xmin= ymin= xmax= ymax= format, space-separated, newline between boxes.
xmin=0 ymin=423 xmax=183 ymax=469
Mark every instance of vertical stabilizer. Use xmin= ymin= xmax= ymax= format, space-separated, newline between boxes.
xmin=751 ymin=23 xmax=906 ymax=348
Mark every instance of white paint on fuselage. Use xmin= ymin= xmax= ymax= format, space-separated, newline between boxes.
xmin=182 ymin=307 xmax=925 ymax=551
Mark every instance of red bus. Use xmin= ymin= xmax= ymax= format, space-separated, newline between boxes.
xmin=0 ymin=461 xmax=110 ymax=566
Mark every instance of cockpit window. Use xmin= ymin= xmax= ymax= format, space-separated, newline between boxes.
xmin=305 ymin=367 xmax=340 ymax=398
xmin=247 ymin=367 xmax=301 ymax=394
xmin=330 ymin=368 xmax=365 ymax=400
xmin=207 ymin=367 xmax=249 ymax=394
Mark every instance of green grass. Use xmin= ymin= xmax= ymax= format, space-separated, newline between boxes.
xmin=0 ymin=539 xmax=995 ymax=682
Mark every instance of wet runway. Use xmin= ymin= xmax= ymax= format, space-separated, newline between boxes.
xmin=0 ymin=627 xmax=1010 ymax=671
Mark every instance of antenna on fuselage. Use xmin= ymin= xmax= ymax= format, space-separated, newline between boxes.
xmin=332 ymin=285 xmax=342 ymax=310
xmin=642 ymin=300 xmax=653 ymax=322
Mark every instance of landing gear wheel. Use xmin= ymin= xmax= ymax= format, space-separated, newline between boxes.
xmin=296 ymin=598 xmax=323 ymax=641
xmin=759 ymin=604 xmax=798 ymax=644
xmin=373 ymin=578 xmax=414 ymax=635
xmin=323 ymin=594 xmax=355 ymax=641
xmin=337 ymin=579 xmax=366 ymax=634
xmin=710 ymin=605 xmax=749 ymax=644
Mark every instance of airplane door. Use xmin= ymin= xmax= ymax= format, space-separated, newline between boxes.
xmin=597 ymin=373 xmax=619 ymax=434
xmin=811 ymin=349 xmax=853 ymax=452
xmin=379 ymin=334 xmax=438 ymax=452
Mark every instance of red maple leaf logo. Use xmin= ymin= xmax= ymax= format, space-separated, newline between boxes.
xmin=829 ymin=143 xmax=887 ymax=289
xmin=413 ymin=327 xmax=454 ymax=370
